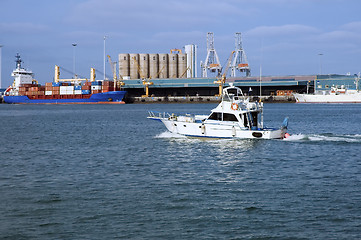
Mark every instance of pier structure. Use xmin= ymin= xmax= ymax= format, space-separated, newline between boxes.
xmin=121 ymin=75 xmax=315 ymax=102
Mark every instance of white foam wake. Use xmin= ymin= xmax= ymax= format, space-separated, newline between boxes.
xmin=155 ymin=131 xmax=187 ymax=139
xmin=284 ymin=133 xmax=361 ymax=143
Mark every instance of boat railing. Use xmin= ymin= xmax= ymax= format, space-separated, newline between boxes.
xmin=148 ymin=111 xmax=199 ymax=122
xmin=148 ymin=111 xmax=173 ymax=119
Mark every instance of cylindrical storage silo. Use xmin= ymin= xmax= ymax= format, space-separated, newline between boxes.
xmin=129 ymin=53 xmax=139 ymax=79
xmin=178 ymin=53 xmax=187 ymax=78
xmin=168 ymin=54 xmax=178 ymax=78
xmin=139 ymin=54 xmax=149 ymax=79
xmin=158 ymin=53 xmax=168 ymax=79
xmin=118 ymin=54 xmax=130 ymax=79
xmin=149 ymin=54 xmax=159 ymax=78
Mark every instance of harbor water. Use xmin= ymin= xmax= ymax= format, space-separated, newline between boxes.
xmin=0 ymin=103 xmax=360 ymax=239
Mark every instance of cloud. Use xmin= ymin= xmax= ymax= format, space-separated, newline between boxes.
xmin=0 ymin=22 xmax=49 ymax=34
xmin=246 ymin=24 xmax=319 ymax=38
xmin=64 ymin=0 xmax=249 ymax=31
xmin=341 ymin=21 xmax=361 ymax=31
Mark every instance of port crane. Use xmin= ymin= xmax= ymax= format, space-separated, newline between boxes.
xmin=201 ymin=32 xmax=222 ymax=77
xmin=214 ymin=51 xmax=235 ymax=96
xmin=107 ymin=55 xmax=125 ymax=89
xmin=132 ymin=56 xmax=153 ymax=97
xmin=54 ymin=65 xmax=96 ymax=83
xmin=170 ymin=49 xmax=182 ymax=54
xmin=231 ymin=32 xmax=251 ymax=77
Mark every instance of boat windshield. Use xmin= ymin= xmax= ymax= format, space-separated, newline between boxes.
xmin=222 ymin=86 xmax=243 ymax=102
xmin=208 ymin=112 xmax=238 ymax=122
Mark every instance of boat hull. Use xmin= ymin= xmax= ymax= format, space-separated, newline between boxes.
xmin=150 ymin=118 xmax=286 ymax=139
xmin=3 ymin=91 xmax=126 ymax=104
xmin=294 ymin=93 xmax=361 ymax=103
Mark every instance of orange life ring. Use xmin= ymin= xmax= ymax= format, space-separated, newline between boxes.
xmin=231 ymin=103 xmax=238 ymax=110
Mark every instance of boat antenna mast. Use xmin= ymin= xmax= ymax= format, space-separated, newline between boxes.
xmin=231 ymin=32 xmax=251 ymax=77
xmin=201 ymin=32 xmax=222 ymax=77
xmin=15 ymin=53 xmax=22 ymax=69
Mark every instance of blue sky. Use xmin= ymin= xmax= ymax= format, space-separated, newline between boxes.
xmin=1 ymin=0 xmax=361 ymax=87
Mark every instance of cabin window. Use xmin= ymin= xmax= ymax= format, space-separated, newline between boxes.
xmin=208 ymin=112 xmax=238 ymax=121
xmin=208 ymin=112 xmax=222 ymax=121
xmin=223 ymin=113 xmax=238 ymax=122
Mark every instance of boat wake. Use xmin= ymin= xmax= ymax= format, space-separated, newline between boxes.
xmin=155 ymin=131 xmax=187 ymax=139
xmin=284 ymin=133 xmax=361 ymax=143
xmin=156 ymin=131 xmax=361 ymax=144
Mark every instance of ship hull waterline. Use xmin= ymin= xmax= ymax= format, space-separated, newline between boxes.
xmin=150 ymin=118 xmax=286 ymax=139
xmin=3 ymin=91 xmax=127 ymax=104
xmin=293 ymin=93 xmax=361 ymax=103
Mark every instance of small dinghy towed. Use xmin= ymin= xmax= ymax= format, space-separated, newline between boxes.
xmin=148 ymin=84 xmax=289 ymax=139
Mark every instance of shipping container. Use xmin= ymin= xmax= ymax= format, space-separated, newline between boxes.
xmin=91 ymin=81 xmax=102 ymax=86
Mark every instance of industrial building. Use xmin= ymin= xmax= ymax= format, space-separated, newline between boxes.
xmin=114 ymin=32 xmax=314 ymax=101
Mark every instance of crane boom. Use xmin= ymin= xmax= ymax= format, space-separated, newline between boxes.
xmin=214 ymin=51 xmax=235 ymax=96
xmin=132 ymin=56 xmax=153 ymax=97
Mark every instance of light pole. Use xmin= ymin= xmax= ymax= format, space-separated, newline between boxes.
xmin=72 ymin=43 xmax=77 ymax=78
xmin=103 ymin=36 xmax=107 ymax=80
xmin=318 ymin=53 xmax=323 ymax=75
xmin=0 ymin=45 xmax=3 ymax=89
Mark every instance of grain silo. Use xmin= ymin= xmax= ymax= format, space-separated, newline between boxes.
xmin=149 ymin=54 xmax=159 ymax=79
xmin=129 ymin=53 xmax=139 ymax=79
xmin=168 ymin=54 xmax=178 ymax=78
xmin=139 ymin=53 xmax=149 ymax=78
xmin=118 ymin=53 xmax=130 ymax=79
xmin=178 ymin=53 xmax=187 ymax=78
xmin=158 ymin=54 xmax=168 ymax=79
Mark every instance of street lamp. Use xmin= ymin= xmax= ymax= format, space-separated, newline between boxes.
xmin=103 ymin=36 xmax=107 ymax=80
xmin=318 ymin=53 xmax=323 ymax=75
xmin=72 ymin=43 xmax=77 ymax=78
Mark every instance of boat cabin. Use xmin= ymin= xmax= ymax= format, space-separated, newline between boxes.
xmin=204 ymin=84 xmax=263 ymax=130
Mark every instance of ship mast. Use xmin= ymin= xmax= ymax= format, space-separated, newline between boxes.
xmin=15 ymin=53 xmax=22 ymax=69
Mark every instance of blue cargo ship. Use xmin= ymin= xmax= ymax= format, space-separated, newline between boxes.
xmin=3 ymin=54 xmax=126 ymax=104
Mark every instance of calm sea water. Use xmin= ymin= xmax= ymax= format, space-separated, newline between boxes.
xmin=0 ymin=103 xmax=360 ymax=239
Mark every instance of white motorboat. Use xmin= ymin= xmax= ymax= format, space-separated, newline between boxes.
xmin=294 ymin=85 xmax=361 ymax=103
xmin=148 ymin=84 xmax=289 ymax=139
